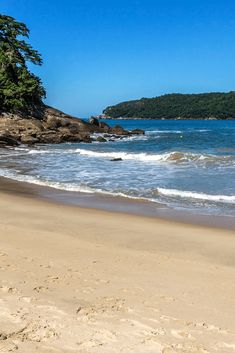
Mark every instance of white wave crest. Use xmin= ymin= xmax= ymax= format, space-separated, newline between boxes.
xmin=28 ymin=149 xmax=55 ymax=154
xmin=0 ymin=168 xmax=155 ymax=202
xmin=75 ymin=148 xmax=167 ymax=162
xmin=75 ymin=149 xmax=234 ymax=164
xmin=147 ymin=129 xmax=211 ymax=134
xmin=157 ymin=188 xmax=235 ymax=204
xmin=147 ymin=130 xmax=183 ymax=134
xmin=0 ymin=167 xmax=234 ymax=205
xmin=0 ymin=169 xmax=95 ymax=193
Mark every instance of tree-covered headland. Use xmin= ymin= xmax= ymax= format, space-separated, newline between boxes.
xmin=103 ymin=92 xmax=235 ymax=120
xmin=0 ymin=14 xmax=45 ymax=114
xmin=0 ymin=15 xmax=141 ymax=147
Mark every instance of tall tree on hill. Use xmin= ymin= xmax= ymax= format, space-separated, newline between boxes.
xmin=0 ymin=14 xmax=46 ymax=114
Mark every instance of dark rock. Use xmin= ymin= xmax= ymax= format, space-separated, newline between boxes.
xmin=110 ymin=158 xmax=123 ymax=161
xmin=99 ymin=121 xmax=111 ymax=132
xmin=131 ymin=129 xmax=145 ymax=135
xmin=21 ymin=135 xmax=39 ymax=145
xmin=79 ymin=133 xmax=92 ymax=143
xmin=67 ymin=124 xmax=80 ymax=134
xmin=0 ymin=134 xmax=20 ymax=147
xmin=44 ymin=116 xmax=61 ymax=130
xmin=103 ymin=134 xmax=126 ymax=141
xmin=38 ymin=132 xmax=62 ymax=144
xmin=96 ymin=136 xmax=107 ymax=142
xmin=57 ymin=118 xmax=71 ymax=128
xmin=88 ymin=116 xmax=100 ymax=126
xmin=109 ymin=125 xmax=130 ymax=136
xmin=104 ymin=134 xmax=113 ymax=138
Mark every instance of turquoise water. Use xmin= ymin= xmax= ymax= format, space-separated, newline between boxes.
xmin=0 ymin=119 xmax=235 ymax=216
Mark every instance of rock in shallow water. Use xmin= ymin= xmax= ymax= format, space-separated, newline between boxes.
xmin=110 ymin=158 xmax=123 ymax=161
xmin=130 ymin=129 xmax=145 ymax=135
xmin=96 ymin=136 xmax=107 ymax=143
xmin=109 ymin=125 xmax=130 ymax=136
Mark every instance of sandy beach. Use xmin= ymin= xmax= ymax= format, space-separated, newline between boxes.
xmin=0 ymin=180 xmax=235 ymax=353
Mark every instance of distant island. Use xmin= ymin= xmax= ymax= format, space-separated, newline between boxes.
xmin=103 ymin=92 xmax=235 ymax=120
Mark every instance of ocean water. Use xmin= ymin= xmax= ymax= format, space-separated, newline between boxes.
xmin=0 ymin=119 xmax=235 ymax=217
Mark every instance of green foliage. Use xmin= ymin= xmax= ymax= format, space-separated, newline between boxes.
xmin=0 ymin=14 xmax=45 ymax=113
xmin=104 ymin=92 xmax=235 ymax=120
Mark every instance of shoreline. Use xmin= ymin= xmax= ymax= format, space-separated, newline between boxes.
xmin=0 ymin=176 xmax=235 ymax=352
xmin=0 ymin=175 xmax=234 ymax=230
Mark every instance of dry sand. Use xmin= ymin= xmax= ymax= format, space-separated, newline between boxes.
xmin=0 ymin=183 xmax=235 ymax=353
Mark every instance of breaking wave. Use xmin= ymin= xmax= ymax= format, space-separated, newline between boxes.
xmin=74 ymin=149 xmax=234 ymax=165
xmin=156 ymin=188 xmax=235 ymax=204
xmin=0 ymin=165 xmax=234 ymax=207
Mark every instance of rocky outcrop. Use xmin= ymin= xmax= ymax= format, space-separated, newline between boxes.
xmin=96 ymin=136 xmax=107 ymax=143
xmin=130 ymin=129 xmax=145 ymax=135
xmin=109 ymin=125 xmax=130 ymax=136
xmin=0 ymin=105 xmax=144 ymax=146
xmin=88 ymin=116 xmax=100 ymax=126
xmin=0 ymin=134 xmax=20 ymax=147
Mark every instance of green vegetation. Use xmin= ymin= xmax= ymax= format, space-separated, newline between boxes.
xmin=103 ymin=92 xmax=235 ymax=120
xmin=0 ymin=15 xmax=45 ymax=114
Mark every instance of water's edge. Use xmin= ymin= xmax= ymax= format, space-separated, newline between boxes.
xmin=1 ymin=175 xmax=234 ymax=230
xmin=1 ymin=119 xmax=235 ymax=220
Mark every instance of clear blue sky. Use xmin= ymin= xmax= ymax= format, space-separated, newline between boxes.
xmin=1 ymin=0 xmax=235 ymax=117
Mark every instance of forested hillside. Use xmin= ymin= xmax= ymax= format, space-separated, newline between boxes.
xmin=103 ymin=92 xmax=235 ymax=119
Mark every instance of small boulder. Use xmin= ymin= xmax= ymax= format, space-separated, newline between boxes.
xmin=110 ymin=125 xmax=130 ymax=136
xmin=45 ymin=116 xmax=61 ymax=129
xmin=88 ymin=116 xmax=100 ymax=126
xmin=110 ymin=157 xmax=123 ymax=161
xmin=0 ymin=134 xmax=20 ymax=147
xmin=96 ymin=136 xmax=107 ymax=142
xmin=78 ymin=133 xmax=92 ymax=143
xmin=67 ymin=124 xmax=80 ymax=134
xmin=20 ymin=135 xmax=39 ymax=145
xmin=99 ymin=121 xmax=111 ymax=132
xmin=131 ymin=129 xmax=145 ymax=135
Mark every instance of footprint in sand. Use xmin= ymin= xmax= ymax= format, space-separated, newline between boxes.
xmin=160 ymin=315 xmax=179 ymax=322
xmin=12 ymin=321 xmax=59 ymax=343
xmin=0 ymin=252 xmax=7 ymax=257
xmin=189 ymin=321 xmax=229 ymax=335
xmin=217 ymin=342 xmax=235 ymax=351
xmin=160 ymin=295 xmax=176 ymax=302
xmin=39 ymin=345 xmax=65 ymax=352
xmin=80 ymin=285 xmax=97 ymax=294
xmin=33 ymin=286 xmax=49 ymax=293
xmin=0 ymin=340 xmax=18 ymax=352
xmin=169 ymin=343 xmax=210 ymax=353
xmin=19 ymin=296 xmax=32 ymax=303
xmin=162 ymin=348 xmax=177 ymax=353
xmin=171 ymin=329 xmax=194 ymax=340
xmin=44 ymin=276 xmax=60 ymax=284
xmin=0 ymin=286 xmax=19 ymax=294
xmin=23 ymin=256 xmax=34 ymax=263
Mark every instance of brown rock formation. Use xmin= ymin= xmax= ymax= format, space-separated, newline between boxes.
xmin=0 ymin=105 xmax=144 ymax=147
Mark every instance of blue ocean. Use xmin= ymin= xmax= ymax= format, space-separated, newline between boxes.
xmin=0 ymin=119 xmax=235 ymax=217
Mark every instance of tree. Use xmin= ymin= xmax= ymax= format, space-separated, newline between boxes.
xmin=0 ymin=14 xmax=46 ymax=114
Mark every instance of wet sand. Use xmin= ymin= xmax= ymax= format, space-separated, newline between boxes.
xmin=0 ymin=177 xmax=235 ymax=352
xmin=0 ymin=176 xmax=234 ymax=230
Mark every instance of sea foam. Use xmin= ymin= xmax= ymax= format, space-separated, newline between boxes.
xmin=74 ymin=149 xmax=234 ymax=165
xmin=157 ymin=188 xmax=235 ymax=204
